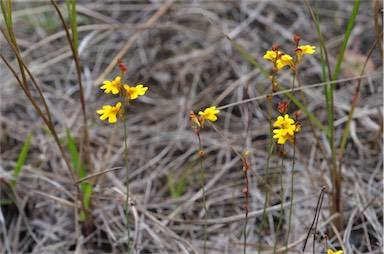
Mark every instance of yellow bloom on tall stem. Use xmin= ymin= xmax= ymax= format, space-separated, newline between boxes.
xmin=123 ymin=84 xmax=148 ymax=100
xmin=97 ymin=102 xmax=122 ymax=123
xmin=100 ymin=76 xmax=122 ymax=94
xmin=276 ymin=54 xmax=294 ymax=69
xmin=327 ymin=249 xmax=343 ymax=254
xmin=295 ymin=45 xmax=316 ymax=64
xmin=264 ymin=50 xmax=294 ymax=69
xmin=272 ymin=114 xmax=300 ymax=144
xmin=263 ymin=50 xmax=282 ymax=62
xmin=198 ymin=106 xmax=220 ymax=128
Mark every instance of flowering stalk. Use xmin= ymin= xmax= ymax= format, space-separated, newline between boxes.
xmin=271 ymin=111 xmax=301 ymax=253
xmin=97 ymin=59 xmax=148 ymax=252
xmin=259 ymin=44 xmax=281 ymax=252
xmin=261 ymin=39 xmax=314 ymax=252
xmin=190 ymin=107 xmax=219 ymax=254
xmin=120 ymin=73 xmax=131 ymax=253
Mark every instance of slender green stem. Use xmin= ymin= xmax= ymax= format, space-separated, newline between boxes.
xmin=258 ymin=104 xmax=274 ymax=253
xmin=1 ymin=0 xmax=29 ymax=94
xmin=120 ymin=71 xmax=131 ymax=252
xmin=258 ymin=141 xmax=275 ymax=247
xmin=195 ymin=128 xmax=208 ymax=253
xmin=259 ymin=57 xmax=278 ymax=252
xmin=199 ymin=159 xmax=208 ymax=253
xmin=244 ymin=204 xmax=248 ymax=254
xmin=285 ymin=134 xmax=297 ymax=252
xmin=122 ymin=112 xmax=131 ymax=252
xmin=274 ymin=149 xmax=285 ymax=253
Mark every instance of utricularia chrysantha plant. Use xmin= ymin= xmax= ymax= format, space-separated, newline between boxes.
xmin=263 ymin=35 xmax=316 ymax=145
xmin=97 ymin=60 xmax=148 ymax=123
xmin=189 ymin=105 xmax=219 ymax=253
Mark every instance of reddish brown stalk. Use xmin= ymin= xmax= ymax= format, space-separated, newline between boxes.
xmin=242 ymin=151 xmax=250 ymax=254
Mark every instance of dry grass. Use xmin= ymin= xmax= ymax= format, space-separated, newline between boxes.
xmin=1 ymin=1 xmax=382 ymax=253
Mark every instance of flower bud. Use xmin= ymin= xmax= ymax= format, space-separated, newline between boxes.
xmin=294 ymin=110 xmax=302 ymax=119
xmin=117 ymin=58 xmax=127 ymax=77
xmin=294 ymin=34 xmax=301 ymax=44
xmin=271 ymin=44 xmax=280 ymax=51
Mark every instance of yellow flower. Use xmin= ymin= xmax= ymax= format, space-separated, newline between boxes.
xmin=272 ymin=114 xmax=300 ymax=144
xmin=276 ymin=54 xmax=294 ymax=69
xmin=264 ymin=50 xmax=293 ymax=69
xmin=327 ymin=249 xmax=343 ymax=254
xmin=97 ymin=102 xmax=122 ymax=123
xmin=198 ymin=106 xmax=220 ymax=128
xmin=100 ymin=76 xmax=121 ymax=94
xmin=295 ymin=45 xmax=316 ymax=64
xmin=123 ymin=84 xmax=148 ymax=100
xmin=263 ymin=50 xmax=282 ymax=62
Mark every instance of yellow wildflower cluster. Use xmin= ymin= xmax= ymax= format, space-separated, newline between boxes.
xmin=97 ymin=61 xmax=148 ymax=123
xmin=190 ymin=106 xmax=220 ymax=129
xmin=263 ymin=50 xmax=294 ymax=69
xmin=273 ymin=114 xmax=300 ymax=145
xmin=263 ymin=42 xmax=316 ymax=70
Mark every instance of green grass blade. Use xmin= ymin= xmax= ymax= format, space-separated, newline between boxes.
xmin=66 ymin=128 xmax=81 ymax=174
xmin=66 ymin=0 xmax=79 ymax=53
xmin=176 ymin=177 xmax=187 ymax=197
xmin=229 ymin=39 xmax=269 ymax=78
xmin=0 ymin=199 xmax=14 ymax=205
xmin=203 ymin=13 xmax=269 ymax=77
xmin=332 ymin=0 xmax=361 ymax=82
xmin=1 ymin=0 xmax=12 ymax=32
xmin=0 ymin=1 xmax=9 ymax=28
xmin=167 ymin=174 xmax=178 ymax=198
xmin=10 ymin=132 xmax=32 ymax=190
xmin=66 ymin=128 xmax=92 ymax=221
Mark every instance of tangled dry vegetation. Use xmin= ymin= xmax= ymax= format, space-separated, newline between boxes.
xmin=1 ymin=1 xmax=382 ymax=253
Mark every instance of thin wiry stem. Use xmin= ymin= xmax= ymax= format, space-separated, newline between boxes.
xmin=122 ymin=113 xmax=131 ymax=252
xmin=259 ymin=50 xmax=278 ymax=253
xmin=274 ymin=149 xmax=285 ymax=253
xmin=242 ymin=152 xmax=251 ymax=254
xmin=120 ymin=75 xmax=131 ymax=252
xmin=286 ymin=131 xmax=298 ymax=252
xmin=195 ymin=127 xmax=208 ymax=254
